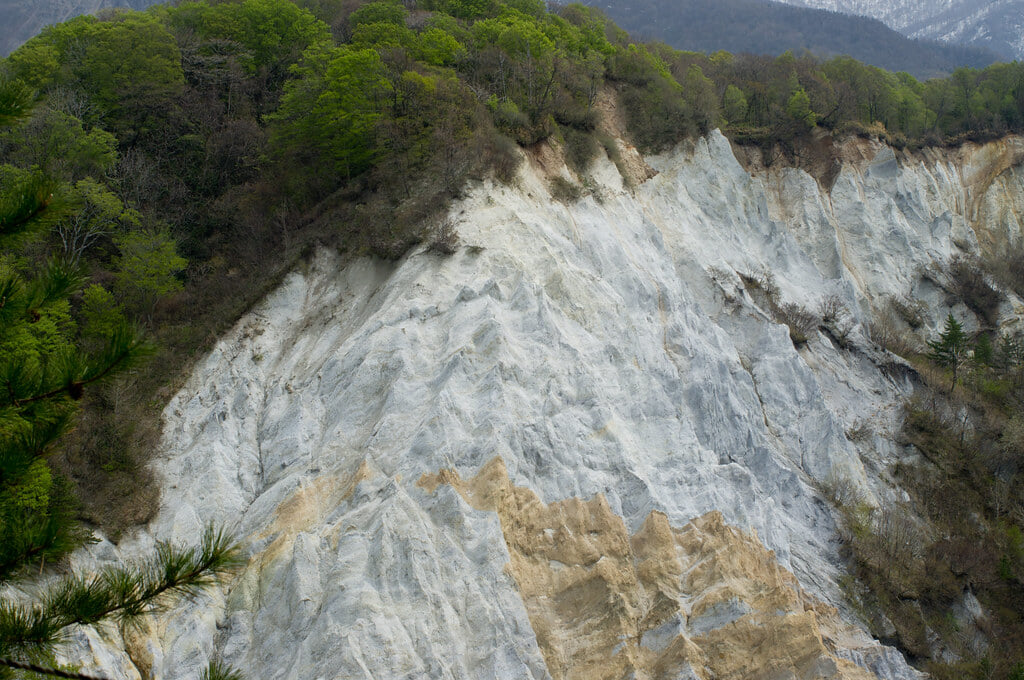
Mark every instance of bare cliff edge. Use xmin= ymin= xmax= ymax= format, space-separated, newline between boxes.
xmin=61 ymin=129 xmax=1024 ymax=679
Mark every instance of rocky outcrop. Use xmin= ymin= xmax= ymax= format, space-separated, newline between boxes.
xmin=419 ymin=458 xmax=880 ymax=680
xmin=65 ymin=129 xmax=1024 ymax=679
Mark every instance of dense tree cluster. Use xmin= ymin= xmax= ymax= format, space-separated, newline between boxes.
xmin=638 ymin=48 xmax=1024 ymax=150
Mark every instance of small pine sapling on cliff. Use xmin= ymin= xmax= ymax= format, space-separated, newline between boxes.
xmin=927 ymin=313 xmax=968 ymax=394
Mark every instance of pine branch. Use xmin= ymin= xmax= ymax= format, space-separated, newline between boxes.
xmin=28 ymin=261 xmax=85 ymax=311
xmin=11 ymin=323 xmax=149 ymax=408
xmin=0 ymin=171 xmax=56 ymax=237
xmin=202 ymin=660 xmax=245 ymax=680
xmin=0 ymin=658 xmax=109 ymax=680
xmin=0 ymin=77 xmax=34 ymax=129
xmin=1 ymin=527 xmax=242 ymax=662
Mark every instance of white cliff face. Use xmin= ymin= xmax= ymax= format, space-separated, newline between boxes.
xmin=70 ymin=131 xmax=1024 ymax=679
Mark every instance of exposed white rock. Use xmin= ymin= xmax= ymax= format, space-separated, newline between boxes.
xmin=70 ymin=130 xmax=1024 ymax=679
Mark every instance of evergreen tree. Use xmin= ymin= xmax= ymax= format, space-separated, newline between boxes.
xmin=0 ymin=77 xmax=34 ymax=128
xmin=0 ymin=527 xmax=240 ymax=679
xmin=973 ymin=332 xmax=993 ymax=367
xmin=928 ymin=313 xmax=968 ymax=393
xmin=0 ymin=78 xmax=243 ymax=680
xmin=997 ymin=333 xmax=1024 ymax=385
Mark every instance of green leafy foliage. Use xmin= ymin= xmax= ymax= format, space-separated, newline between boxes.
xmin=786 ymin=88 xmax=816 ymax=129
xmin=0 ymin=1 xmax=1018 ymax=559
xmin=201 ymin=661 xmax=246 ymax=680
xmin=0 ymin=76 xmax=34 ymax=127
xmin=168 ymin=0 xmax=330 ymax=82
xmin=270 ymin=45 xmax=390 ymax=181
xmin=113 ymin=231 xmax=187 ymax=316
xmin=7 ymin=13 xmax=185 ymax=136
xmin=0 ymin=258 xmax=149 ymax=577
xmin=0 ymin=166 xmax=57 ymax=236
xmin=0 ymin=109 xmax=118 ymax=182
xmin=2 ymin=2 xmax=1024 ymax=678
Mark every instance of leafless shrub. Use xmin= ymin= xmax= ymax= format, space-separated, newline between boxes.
xmin=482 ymin=130 xmax=522 ymax=184
xmin=889 ymin=295 xmax=927 ymax=329
xmin=561 ymin=125 xmax=600 ymax=176
xmin=707 ymin=265 xmax=733 ymax=284
xmin=985 ymin=248 xmax=1024 ymax=300
xmin=428 ymin=217 xmax=459 ymax=255
xmin=818 ymin=295 xmax=857 ymax=349
xmin=818 ymin=294 xmax=849 ymax=324
xmin=776 ymin=302 xmax=819 ymax=346
xmin=48 ymin=85 xmax=99 ymax=122
xmin=549 ymin=176 xmax=584 ymax=203
xmin=739 ymin=266 xmax=780 ymax=306
xmin=870 ymin=313 xmax=921 ymax=357
xmin=738 ymin=269 xmax=822 ymax=346
xmin=55 ymin=212 xmax=110 ymax=265
xmin=872 ymin=507 xmax=927 ymax=568
xmin=115 ymin=148 xmax=161 ymax=208
xmin=842 ymin=502 xmax=928 ymax=597
xmin=846 ymin=419 xmax=873 ymax=442
xmin=822 ymin=471 xmax=867 ymax=509
xmin=950 ymin=256 xmax=1002 ymax=327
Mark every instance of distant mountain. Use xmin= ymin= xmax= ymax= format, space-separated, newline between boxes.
xmin=775 ymin=0 xmax=1024 ymax=60
xmin=586 ymin=0 xmax=1001 ymax=79
xmin=0 ymin=0 xmax=162 ymax=56
xmin=2 ymin=0 xmax=1009 ymax=75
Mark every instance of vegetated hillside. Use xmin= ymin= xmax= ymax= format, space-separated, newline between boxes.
xmin=0 ymin=0 xmax=163 ymax=56
xmin=774 ymin=0 xmax=1024 ymax=61
xmin=4 ymin=0 xmax=1024 ymax=676
xmin=583 ymin=0 xmax=1000 ymax=79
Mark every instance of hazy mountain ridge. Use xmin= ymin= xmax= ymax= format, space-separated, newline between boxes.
xmin=4 ymin=0 xmax=1007 ymax=74
xmin=776 ymin=0 xmax=1024 ymax=60
xmin=586 ymin=0 xmax=1000 ymax=78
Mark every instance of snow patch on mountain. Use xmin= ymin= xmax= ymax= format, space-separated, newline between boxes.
xmin=774 ymin=0 xmax=1024 ymax=59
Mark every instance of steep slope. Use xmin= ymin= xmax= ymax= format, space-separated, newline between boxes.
xmin=774 ymin=0 xmax=1024 ymax=60
xmin=62 ymin=130 xmax=1024 ymax=679
xmin=585 ymin=0 xmax=998 ymax=78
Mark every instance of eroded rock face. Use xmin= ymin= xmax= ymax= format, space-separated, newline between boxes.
xmin=419 ymin=458 xmax=876 ymax=680
xmin=68 ymin=131 xmax=1024 ymax=679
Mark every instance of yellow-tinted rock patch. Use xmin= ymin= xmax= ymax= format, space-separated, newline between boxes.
xmin=420 ymin=457 xmax=877 ymax=680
